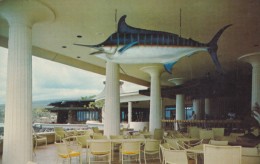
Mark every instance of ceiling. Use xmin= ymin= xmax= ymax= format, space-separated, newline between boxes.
xmin=0 ymin=0 xmax=259 ymax=87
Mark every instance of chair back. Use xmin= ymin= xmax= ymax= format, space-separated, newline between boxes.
xmin=242 ymin=147 xmax=260 ymax=164
xmin=132 ymin=134 xmax=145 ymax=139
xmin=86 ymin=128 xmax=94 ymax=135
xmin=122 ymin=141 xmax=141 ymax=155
xmin=76 ymin=135 xmax=91 ymax=148
xmin=163 ymin=148 xmax=188 ymax=164
xmin=199 ymin=129 xmax=214 ymax=140
xmin=54 ymin=127 xmax=64 ymax=132
xmin=154 ymin=128 xmax=164 ymax=140
xmin=93 ymin=134 xmax=107 ymax=139
xmin=55 ymin=142 xmax=69 ymax=157
xmin=160 ymin=143 xmax=170 ymax=150
xmin=212 ymin=128 xmax=224 ymax=138
xmin=209 ymin=140 xmax=228 ymax=146
xmin=204 ymin=144 xmax=242 ymax=164
xmin=89 ymin=141 xmax=111 ymax=154
xmin=188 ymin=126 xmax=200 ymax=139
xmin=164 ymin=138 xmax=179 ymax=150
xmin=144 ymin=140 xmax=160 ymax=151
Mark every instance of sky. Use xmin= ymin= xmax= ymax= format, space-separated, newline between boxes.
xmin=0 ymin=47 xmax=147 ymax=104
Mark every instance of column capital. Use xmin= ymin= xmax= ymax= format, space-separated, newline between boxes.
xmin=238 ymin=52 xmax=260 ymax=67
xmin=168 ymin=77 xmax=186 ymax=85
xmin=140 ymin=65 xmax=164 ymax=77
xmin=0 ymin=0 xmax=55 ymax=26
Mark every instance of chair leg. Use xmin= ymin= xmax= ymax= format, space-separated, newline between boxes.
xmin=144 ymin=153 xmax=146 ymax=164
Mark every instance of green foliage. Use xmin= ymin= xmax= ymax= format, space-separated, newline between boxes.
xmin=88 ymin=100 xmax=104 ymax=109
xmin=32 ymin=107 xmax=52 ymax=122
xmin=81 ymin=95 xmax=96 ymax=100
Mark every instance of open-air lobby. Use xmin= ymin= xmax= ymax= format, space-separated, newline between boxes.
xmin=0 ymin=0 xmax=260 ymax=164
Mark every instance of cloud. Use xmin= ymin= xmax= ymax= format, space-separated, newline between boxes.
xmin=32 ymin=56 xmax=106 ymax=101
xmin=0 ymin=47 xmax=147 ymax=103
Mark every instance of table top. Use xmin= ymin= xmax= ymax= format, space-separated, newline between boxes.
xmin=87 ymin=138 xmax=157 ymax=143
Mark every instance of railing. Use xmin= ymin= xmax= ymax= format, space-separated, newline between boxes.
xmin=162 ymin=119 xmax=242 ymax=131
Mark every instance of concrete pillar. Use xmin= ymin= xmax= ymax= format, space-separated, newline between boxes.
xmin=193 ymin=99 xmax=203 ymax=119
xmin=0 ymin=1 xmax=54 ymax=163
xmin=128 ymin=102 xmax=132 ymax=124
xmin=205 ymin=98 xmax=211 ymax=118
xmin=176 ymin=94 xmax=185 ymax=120
xmin=104 ymin=62 xmax=120 ymax=136
xmin=239 ymin=52 xmax=260 ymax=108
xmin=141 ymin=65 xmax=163 ymax=132
xmin=168 ymin=78 xmax=186 ymax=130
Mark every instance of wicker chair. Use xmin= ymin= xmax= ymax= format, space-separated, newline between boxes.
xmin=142 ymin=140 xmax=161 ymax=164
xmin=121 ymin=141 xmax=141 ymax=164
xmin=88 ymin=140 xmax=111 ymax=164
xmin=204 ymin=144 xmax=242 ymax=164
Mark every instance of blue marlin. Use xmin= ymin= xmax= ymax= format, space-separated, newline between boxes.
xmin=75 ymin=15 xmax=231 ymax=74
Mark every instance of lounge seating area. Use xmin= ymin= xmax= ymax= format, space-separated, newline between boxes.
xmin=1 ymin=126 xmax=259 ymax=164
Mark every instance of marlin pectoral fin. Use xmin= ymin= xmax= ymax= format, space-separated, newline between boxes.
xmin=118 ymin=41 xmax=138 ymax=54
xmin=74 ymin=43 xmax=104 ymax=51
xmin=164 ymin=62 xmax=177 ymax=74
xmin=89 ymin=50 xmax=104 ymax=55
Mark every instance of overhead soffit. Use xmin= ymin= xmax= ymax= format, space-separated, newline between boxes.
xmin=0 ymin=0 xmax=259 ymax=87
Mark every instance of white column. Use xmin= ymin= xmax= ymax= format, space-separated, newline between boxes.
xmin=176 ymin=94 xmax=185 ymax=120
xmin=193 ymin=99 xmax=200 ymax=119
xmin=141 ymin=65 xmax=163 ymax=132
xmin=205 ymin=98 xmax=211 ymax=117
xmin=0 ymin=1 xmax=54 ymax=163
xmin=128 ymin=102 xmax=132 ymax=124
xmin=239 ymin=52 xmax=260 ymax=108
xmin=104 ymin=62 xmax=120 ymax=136
xmin=168 ymin=78 xmax=186 ymax=130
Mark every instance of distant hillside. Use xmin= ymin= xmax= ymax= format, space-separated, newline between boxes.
xmin=0 ymin=98 xmax=84 ymax=110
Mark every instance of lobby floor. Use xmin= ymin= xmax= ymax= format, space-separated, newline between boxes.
xmin=0 ymin=144 xmax=162 ymax=164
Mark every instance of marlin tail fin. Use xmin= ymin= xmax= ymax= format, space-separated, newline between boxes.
xmin=207 ymin=24 xmax=232 ymax=73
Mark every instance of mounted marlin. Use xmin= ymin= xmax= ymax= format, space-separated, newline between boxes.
xmin=75 ymin=15 xmax=231 ymax=73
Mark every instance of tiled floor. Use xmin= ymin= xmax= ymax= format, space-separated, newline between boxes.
xmin=1 ymin=144 xmax=161 ymax=164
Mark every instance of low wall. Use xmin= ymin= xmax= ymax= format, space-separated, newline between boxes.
xmin=129 ymin=122 xmax=149 ymax=131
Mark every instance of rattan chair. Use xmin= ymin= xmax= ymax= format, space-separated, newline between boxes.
xmin=199 ymin=129 xmax=214 ymax=140
xmin=142 ymin=140 xmax=161 ymax=164
xmin=153 ymin=128 xmax=164 ymax=140
xmin=161 ymin=145 xmax=188 ymax=164
xmin=33 ymin=129 xmax=47 ymax=149
xmin=121 ymin=141 xmax=141 ymax=164
xmin=76 ymin=135 xmax=91 ymax=148
xmin=88 ymin=140 xmax=111 ymax=164
xmin=55 ymin=142 xmax=82 ymax=164
xmin=110 ymin=135 xmax=124 ymax=161
xmin=204 ymin=144 xmax=242 ymax=164
xmin=212 ymin=128 xmax=225 ymax=139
